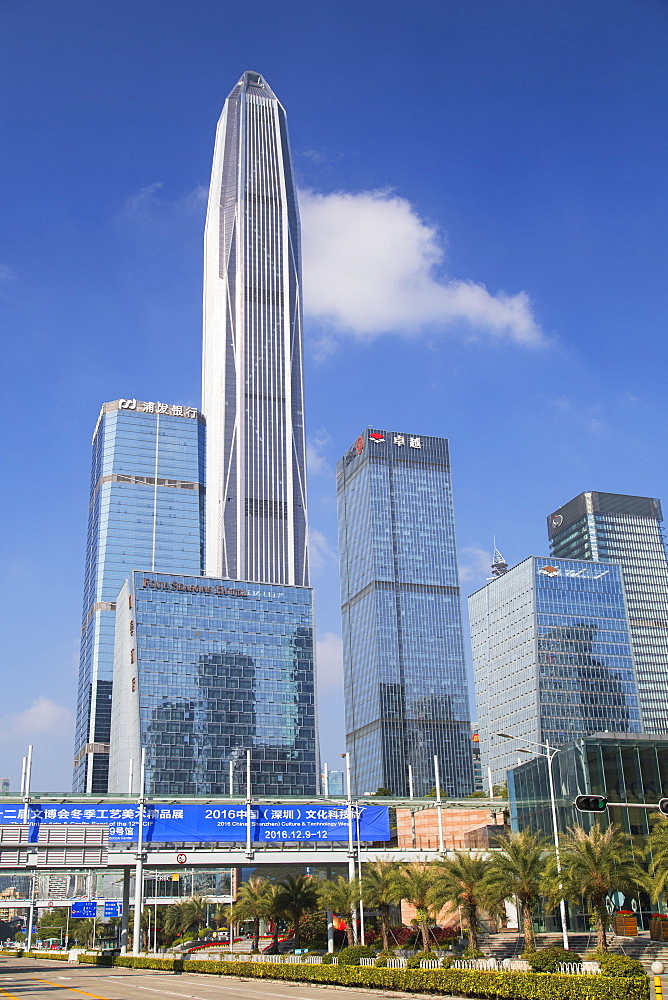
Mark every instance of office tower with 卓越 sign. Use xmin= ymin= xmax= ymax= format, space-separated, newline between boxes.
xmin=337 ymin=429 xmax=474 ymax=797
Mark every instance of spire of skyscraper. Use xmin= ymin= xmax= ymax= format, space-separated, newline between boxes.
xmin=202 ymin=71 xmax=309 ymax=587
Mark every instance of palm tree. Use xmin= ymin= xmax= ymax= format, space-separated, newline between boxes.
xmin=275 ymin=874 xmax=319 ymax=949
xmin=430 ymin=852 xmax=493 ymax=954
xmin=547 ymin=824 xmax=645 ymax=951
xmin=647 ymin=818 xmax=668 ymax=901
xmin=317 ymin=875 xmax=361 ymax=947
xmin=234 ymin=876 xmax=272 ymax=951
xmin=164 ymin=900 xmax=189 ymax=940
xmin=264 ymin=883 xmax=287 ymax=951
xmin=485 ymin=829 xmax=548 ymax=952
xmin=362 ymin=859 xmax=400 ymax=952
xmin=395 ymin=861 xmax=438 ymax=951
xmin=171 ymin=895 xmax=210 ymax=940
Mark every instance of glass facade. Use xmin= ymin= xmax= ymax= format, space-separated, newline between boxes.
xmin=337 ymin=429 xmax=474 ymax=797
xmin=108 ymin=571 xmax=317 ymax=796
xmin=509 ymin=734 xmax=668 ymax=930
xmin=202 ymin=71 xmax=308 ymax=588
xmin=73 ymin=400 xmax=206 ymax=793
xmin=548 ymin=491 xmax=668 ymax=733
xmin=470 ymin=556 xmax=642 ymax=784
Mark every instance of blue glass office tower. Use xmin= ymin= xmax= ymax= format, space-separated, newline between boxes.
xmin=548 ymin=492 xmax=668 ymax=734
xmin=73 ymin=400 xmax=205 ymax=793
xmin=337 ymin=429 xmax=474 ymax=797
xmin=108 ymin=572 xmax=316 ymax=796
xmin=202 ymin=71 xmax=308 ymax=588
xmin=469 ymin=556 xmax=642 ymax=784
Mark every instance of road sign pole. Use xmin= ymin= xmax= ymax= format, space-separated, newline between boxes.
xmin=132 ymin=748 xmax=146 ymax=956
xmin=120 ymin=868 xmax=130 ymax=953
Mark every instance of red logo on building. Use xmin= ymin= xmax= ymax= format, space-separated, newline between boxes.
xmin=369 ymin=432 xmax=385 ymax=442
xmin=355 ymin=436 xmax=364 ymax=455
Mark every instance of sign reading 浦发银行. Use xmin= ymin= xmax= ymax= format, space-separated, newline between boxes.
xmin=0 ymin=803 xmax=390 ymax=844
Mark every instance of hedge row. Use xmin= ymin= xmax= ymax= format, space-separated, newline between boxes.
xmin=0 ymin=949 xmax=68 ymax=961
xmin=77 ymin=954 xmax=649 ymax=1000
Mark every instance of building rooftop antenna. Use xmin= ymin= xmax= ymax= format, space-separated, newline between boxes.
xmin=490 ymin=538 xmax=508 ymax=578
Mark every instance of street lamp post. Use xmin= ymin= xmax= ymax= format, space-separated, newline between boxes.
xmin=496 ymin=731 xmax=569 ymax=950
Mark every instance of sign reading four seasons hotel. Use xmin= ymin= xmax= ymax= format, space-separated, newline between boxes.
xmin=108 ymin=571 xmax=318 ymax=799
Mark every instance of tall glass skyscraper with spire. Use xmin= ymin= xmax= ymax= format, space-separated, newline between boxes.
xmin=202 ymin=70 xmax=308 ymax=588
xmin=199 ymin=71 xmax=317 ymax=793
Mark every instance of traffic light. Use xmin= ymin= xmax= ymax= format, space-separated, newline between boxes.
xmin=575 ymin=794 xmax=608 ymax=813
xmin=659 ymin=798 xmax=668 ymax=816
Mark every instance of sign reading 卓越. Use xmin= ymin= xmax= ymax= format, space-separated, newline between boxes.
xmin=0 ymin=803 xmax=390 ymax=844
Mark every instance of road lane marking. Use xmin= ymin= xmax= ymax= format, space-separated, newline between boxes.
xmin=32 ymin=978 xmax=111 ymax=999
xmin=0 ymin=986 xmax=22 ymax=1000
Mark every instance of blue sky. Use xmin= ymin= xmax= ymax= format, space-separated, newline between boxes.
xmin=1 ymin=0 xmax=667 ymax=792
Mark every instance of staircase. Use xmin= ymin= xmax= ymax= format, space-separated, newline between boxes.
xmin=482 ymin=930 xmax=668 ymax=972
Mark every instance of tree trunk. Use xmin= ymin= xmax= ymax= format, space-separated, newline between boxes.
xmin=292 ymin=910 xmax=300 ymax=948
xmin=421 ymin=920 xmax=429 ymax=951
xmin=271 ymin=922 xmax=279 ymax=950
xmin=346 ymin=917 xmax=355 ymax=947
xmin=381 ymin=906 xmax=390 ymax=952
xmin=596 ymin=904 xmax=608 ymax=951
xmin=253 ymin=916 xmax=260 ymax=951
xmin=466 ymin=906 xmax=478 ymax=954
xmin=522 ymin=900 xmax=535 ymax=952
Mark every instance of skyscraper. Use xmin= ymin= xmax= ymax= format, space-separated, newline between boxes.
xmin=548 ymin=492 xmax=668 ymax=733
xmin=73 ymin=399 xmax=205 ymax=793
xmin=337 ymin=428 xmax=474 ymax=797
xmin=202 ymin=70 xmax=308 ymax=588
xmin=469 ymin=556 xmax=642 ymax=784
xmin=108 ymin=571 xmax=317 ymax=796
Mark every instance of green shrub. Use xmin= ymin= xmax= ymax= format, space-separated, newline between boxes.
xmin=594 ymin=953 xmax=645 ymax=977
xmin=11 ymin=951 xmax=649 ymax=1000
xmin=375 ymin=954 xmax=388 ymax=967
xmin=407 ymin=950 xmax=438 ymax=968
xmin=526 ymin=947 xmax=581 ymax=973
xmin=337 ymin=944 xmax=376 ymax=965
xmin=321 ymin=953 xmax=335 ymax=964
xmin=441 ymin=955 xmax=453 ymax=968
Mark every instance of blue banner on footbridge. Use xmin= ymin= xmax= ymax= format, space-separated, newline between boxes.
xmin=0 ymin=803 xmax=390 ymax=844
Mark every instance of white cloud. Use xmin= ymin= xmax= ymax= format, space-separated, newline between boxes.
xmin=459 ymin=545 xmax=493 ymax=583
xmin=0 ymin=264 xmax=16 ymax=283
xmin=0 ymin=697 xmax=73 ymax=742
xmin=120 ymin=182 xmax=207 ymax=219
xmin=309 ymin=527 xmax=337 ymax=572
xmin=306 ymin=431 xmax=332 ymax=477
xmin=299 ymin=188 xmax=544 ymax=347
xmin=316 ymin=633 xmax=344 ymax=693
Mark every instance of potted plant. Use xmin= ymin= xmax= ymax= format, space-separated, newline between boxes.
xmin=613 ymin=910 xmax=638 ymax=936
xmin=650 ymin=914 xmax=668 ymax=941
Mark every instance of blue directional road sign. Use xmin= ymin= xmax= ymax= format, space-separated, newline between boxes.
xmin=71 ymin=901 xmax=97 ymax=918
xmin=103 ymin=902 xmax=122 ymax=918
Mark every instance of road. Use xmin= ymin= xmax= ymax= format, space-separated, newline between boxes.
xmin=0 ymin=957 xmax=422 ymax=1000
